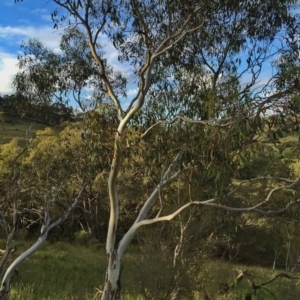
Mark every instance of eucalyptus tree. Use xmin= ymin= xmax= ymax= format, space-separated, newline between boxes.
xmin=14 ymin=27 xmax=126 ymax=111
xmin=10 ymin=0 xmax=300 ymax=299
xmin=0 ymin=142 xmax=87 ymax=299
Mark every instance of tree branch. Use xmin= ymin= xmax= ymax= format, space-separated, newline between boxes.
xmin=0 ymin=183 xmax=86 ymax=296
xmin=53 ymin=0 xmax=124 ymax=119
xmin=140 ymin=115 xmax=233 ymax=139
xmin=118 ymin=152 xmax=184 ymax=256
xmin=128 ymin=177 xmax=300 ymax=229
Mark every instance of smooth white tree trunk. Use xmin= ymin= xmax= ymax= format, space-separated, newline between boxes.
xmin=0 ymin=233 xmax=48 ymax=300
xmin=101 ymin=250 xmax=121 ymax=300
xmin=0 ymin=185 xmax=85 ymax=300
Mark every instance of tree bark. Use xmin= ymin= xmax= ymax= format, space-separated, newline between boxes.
xmin=0 ymin=233 xmax=48 ymax=300
xmin=101 ymin=250 xmax=121 ymax=300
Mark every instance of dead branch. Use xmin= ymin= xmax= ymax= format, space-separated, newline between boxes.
xmin=229 ymin=268 xmax=300 ymax=299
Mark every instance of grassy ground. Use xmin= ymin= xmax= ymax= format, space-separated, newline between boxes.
xmin=0 ymin=112 xmax=49 ymax=146
xmin=1 ymin=238 xmax=298 ymax=300
xmin=7 ymin=241 xmax=104 ymax=300
xmin=1 ymin=113 xmax=299 ymax=299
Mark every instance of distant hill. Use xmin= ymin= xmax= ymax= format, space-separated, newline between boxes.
xmin=0 ymin=94 xmax=77 ymax=146
xmin=0 ymin=111 xmax=53 ymax=146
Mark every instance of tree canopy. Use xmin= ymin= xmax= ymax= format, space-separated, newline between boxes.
xmin=2 ymin=0 xmax=300 ymax=299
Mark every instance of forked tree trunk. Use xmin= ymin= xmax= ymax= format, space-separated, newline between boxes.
xmin=0 ymin=186 xmax=85 ymax=300
xmin=101 ymin=250 xmax=121 ymax=300
xmin=0 ymin=234 xmax=48 ymax=300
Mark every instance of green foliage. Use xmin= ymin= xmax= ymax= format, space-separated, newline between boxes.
xmin=3 ymin=240 xmax=300 ymax=299
xmin=14 ymin=31 xmax=126 ymax=111
xmin=6 ymin=0 xmax=300 ymax=299
xmin=0 ymin=120 xmax=110 ymax=242
xmin=0 ymin=139 xmax=23 ymax=178
xmin=73 ymin=230 xmax=90 ymax=245
xmin=0 ymin=112 xmax=49 ymax=147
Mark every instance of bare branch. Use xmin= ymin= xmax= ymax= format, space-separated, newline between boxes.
xmin=53 ymin=0 xmax=124 ymax=119
xmin=118 ymin=153 xmax=184 ymax=256
xmin=131 ymin=177 xmax=300 ymax=228
xmin=47 ymin=183 xmax=87 ymax=232
xmin=140 ymin=115 xmax=233 ymax=139
xmin=261 ymin=273 xmax=300 ymax=287
xmin=232 ymin=268 xmax=300 ymax=299
xmin=0 ymin=182 xmax=87 ymax=296
xmin=125 ymin=4 xmax=208 ymax=119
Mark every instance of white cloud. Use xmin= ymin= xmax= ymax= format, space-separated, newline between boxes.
xmin=0 ymin=25 xmax=66 ymax=95
xmin=127 ymin=88 xmax=138 ymax=97
xmin=0 ymin=25 xmax=130 ymax=71
xmin=0 ymin=24 xmax=135 ymax=97
xmin=30 ymin=8 xmax=53 ymax=22
xmin=0 ymin=25 xmax=62 ymax=50
xmin=41 ymin=14 xmax=53 ymax=22
xmin=98 ymin=34 xmax=131 ymax=75
xmin=0 ymin=51 xmax=19 ymax=95
xmin=17 ymin=18 xmax=31 ymax=25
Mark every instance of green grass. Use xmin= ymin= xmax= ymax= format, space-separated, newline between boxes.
xmin=2 ymin=239 xmax=299 ymax=300
xmin=7 ymin=241 xmax=105 ymax=300
xmin=0 ymin=112 xmax=50 ymax=146
xmin=1 ymin=111 xmax=299 ymax=299
xmin=201 ymin=261 xmax=300 ymax=300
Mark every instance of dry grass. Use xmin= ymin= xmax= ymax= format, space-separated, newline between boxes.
xmin=0 ymin=112 xmax=49 ymax=146
xmin=2 ymin=239 xmax=299 ymax=300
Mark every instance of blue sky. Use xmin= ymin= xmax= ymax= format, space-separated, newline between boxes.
xmin=0 ymin=1 xmax=61 ymax=94
xmin=0 ymin=1 xmax=293 ymax=109
xmin=0 ymin=0 xmax=136 ymax=104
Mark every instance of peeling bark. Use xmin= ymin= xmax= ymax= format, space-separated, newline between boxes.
xmin=101 ymin=250 xmax=121 ymax=300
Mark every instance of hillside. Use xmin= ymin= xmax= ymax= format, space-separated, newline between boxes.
xmin=1 ymin=109 xmax=300 ymax=299
xmin=0 ymin=95 xmax=77 ymax=146
xmin=0 ymin=111 xmax=51 ymax=146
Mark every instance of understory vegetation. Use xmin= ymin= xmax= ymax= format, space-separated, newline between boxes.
xmin=2 ymin=238 xmax=300 ymax=300
xmin=1 ymin=0 xmax=300 ymax=299
xmin=1 ymin=107 xmax=300 ymax=299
